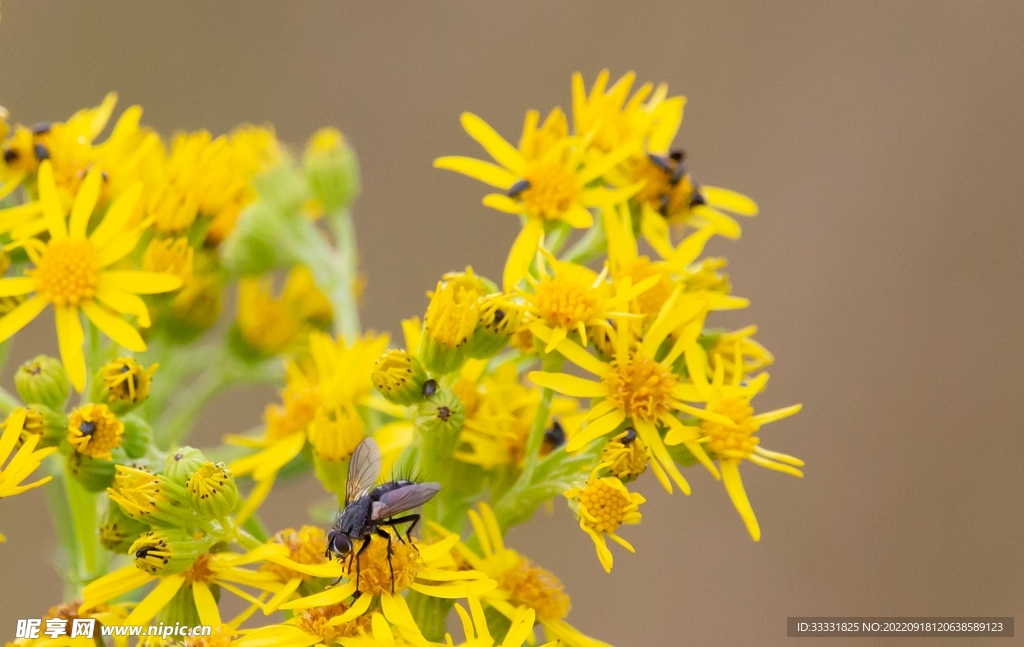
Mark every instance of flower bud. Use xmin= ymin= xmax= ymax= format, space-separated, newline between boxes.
xmin=304 ymin=127 xmax=360 ymax=213
xmin=307 ymin=407 xmax=364 ymax=502
xmin=468 ymin=295 xmax=523 ymax=359
xmin=67 ymin=404 xmax=124 ymax=460
xmin=129 ymin=528 xmax=212 ymax=576
xmin=100 ymin=502 xmax=149 ymax=553
xmin=108 ymin=465 xmax=199 ymax=528
xmin=120 ymin=416 xmax=152 ymax=459
xmin=600 ymin=428 xmax=649 ymax=483
xmin=415 ymin=388 xmax=465 ymax=440
xmin=94 ymin=357 xmax=157 ymax=414
xmin=164 ymin=447 xmax=207 ymax=487
xmin=420 ymin=276 xmax=481 ymax=375
xmin=10 ymin=406 xmax=66 ymax=450
xmin=14 ymin=355 xmax=70 ymax=410
xmin=372 ymin=349 xmax=428 ymax=406
xmin=67 ymin=451 xmax=117 ymax=492
xmin=221 ymin=162 xmax=308 ymax=276
xmin=187 ymin=461 xmax=239 ymax=520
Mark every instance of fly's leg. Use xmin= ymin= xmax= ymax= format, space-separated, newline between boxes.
xmin=353 ymin=537 xmax=372 ymax=596
xmin=379 ymin=514 xmax=420 ymax=547
xmin=375 ymin=527 xmax=396 ymax=594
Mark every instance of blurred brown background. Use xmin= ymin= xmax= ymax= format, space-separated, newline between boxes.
xmin=1 ymin=2 xmax=1023 ymax=645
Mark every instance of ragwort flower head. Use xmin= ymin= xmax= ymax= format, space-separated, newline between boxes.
xmin=664 ymin=343 xmax=803 ymax=541
xmin=435 ymin=111 xmax=640 ymax=291
xmin=0 ymin=161 xmax=182 ymax=391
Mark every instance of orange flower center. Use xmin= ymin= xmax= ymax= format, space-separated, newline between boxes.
xmin=295 ymin=602 xmax=371 ymax=643
xmin=521 ymin=162 xmax=577 ymax=220
xmin=498 ymin=556 xmax=571 ymax=622
xmin=577 ymin=479 xmax=631 ymax=533
xmin=184 ymin=553 xmax=215 ymax=584
xmin=533 ymin=274 xmax=601 ymax=331
xmin=602 ymin=354 xmax=676 ymax=422
xmin=344 ymin=535 xmax=422 ymax=596
xmin=701 ymin=396 xmax=760 ymax=460
xmin=31 ymin=238 xmax=100 ymax=306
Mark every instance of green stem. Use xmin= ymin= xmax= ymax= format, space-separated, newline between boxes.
xmin=64 ymin=470 xmax=104 ymax=586
xmin=43 ymin=460 xmax=79 ymax=600
xmin=561 ymin=221 xmax=607 ymax=265
xmin=327 ymin=208 xmax=361 ymax=340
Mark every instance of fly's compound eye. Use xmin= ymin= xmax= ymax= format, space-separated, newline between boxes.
xmin=330 ymin=532 xmax=353 ymax=555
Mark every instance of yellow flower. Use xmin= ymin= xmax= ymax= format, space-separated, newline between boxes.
xmin=82 ymin=544 xmax=288 ymax=629
xmin=0 ymin=161 xmax=182 ymax=391
xmin=67 ymin=404 xmax=124 ymax=460
xmin=236 ymin=266 xmax=333 ymax=356
xmin=571 ymin=69 xmax=685 ymax=156
xmin=0 ymin=409 xmax=57 ymax=541
xmin=278 ymin=534 xmax=496 ymax=640
xmin=518 ymin=251 xmax=659 ymax=353
xmin=435 ymin=111 xmax=639 ymax=290
xmin=152 ymin=125 xmax=278 ymax=245
xmin=564 ymin=468 xmax=645 ymax=573
xmin=664 ymin=343 xmax=803 ymax=541
xmin=527 ymin=290 xmax=736 ymax=493
xmin=0 ymin=94 xmax=164 ymax=239
xmin=434 ymin=503 xmax=610 ymax=647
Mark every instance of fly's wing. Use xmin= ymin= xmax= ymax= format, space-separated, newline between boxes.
xmin=371 ymin=482 xmax=441 ymax=521
xmin=346 ymin=437 xmax=382 ymax=505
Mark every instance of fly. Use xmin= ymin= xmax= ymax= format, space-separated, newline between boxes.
xmin=326 ymin=437 xmax=441 ymax=594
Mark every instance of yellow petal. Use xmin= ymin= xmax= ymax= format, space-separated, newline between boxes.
xmin=564 ymin=409 xmax=625 ymax=453
xmin=503 ymin=218 xmax=543 ymax=292
xmin=560 ymin=204 xmax=594 ymax=229
xmin=753 ymin=445 xmax=805 ymax=467
xmin=690 ymin=204 xmax=741 ymax=239
xmin=95 ymin=286 xmax=151 ymax=328
xmin=528 ymin=323 xmax=607 ymax=376
xmin=125 ymin=574 xmax=186 ymax=625
xmin=327 ymin=590 xmax=371 ymax=625
xmin=0 ymin=409 xmax=26 ymax=466
xmin=635 ymin=419 xmax=690 ymax=494
xmin=279 ymin=581 xmax=356 ymax=610
xmin=753 ymin=403 xmax=803 ymax=426
xmin=81 ymin=565 xmax=156 ymax=612
xmin=666 ymin=226 xmax=716 ymax=271
xmin=483 ymin=193 xmax=526 ymax=214
xmin=37 ymin=161 xmax=67 ymax=241
xmin=90 ymin=182 xmax=142 ymax=250
xmin=55 ymin=306 xmax=86 ymax=392
xmin=0 ymin=277 xmax=34 ymax=297
xmin=99 ymin=271 xmax=183 ymax=294
xmin=434 ymin=156 xmax=518 ymax=189
xmin=527 ymin=372 xmax=606 ymax=398
xmin=460 ymin=112 xmax=526 ymax=175
xmin=639 ymin=205 xmax=675 ymax=260
xmin=503 ymin=607 xmax=536 ymax=647
xmin=69 ymin=166 xmax=103 ymax=239
xmin=720 ymin=459 xmax=760 ymax=541
xmin=408 ymin=578 xmax=496 ymax=598
xmin=81 ymin=301 xmax=146 ymax=352
xmin=701 ymin=185 xmax=758 ymax=216
xmin=96 ymin=231 xmax=145 ymax=267
xmin=381 ymin=592 xmax=417 ymax=630
xmin=192 ymin=581 xmax=222 ymax=627
xmin=748 ymin=453 xmax=804 ymax=478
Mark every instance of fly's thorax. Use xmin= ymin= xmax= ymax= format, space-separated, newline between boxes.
xmin=337 ymin=496 xmax=373 ymax=535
